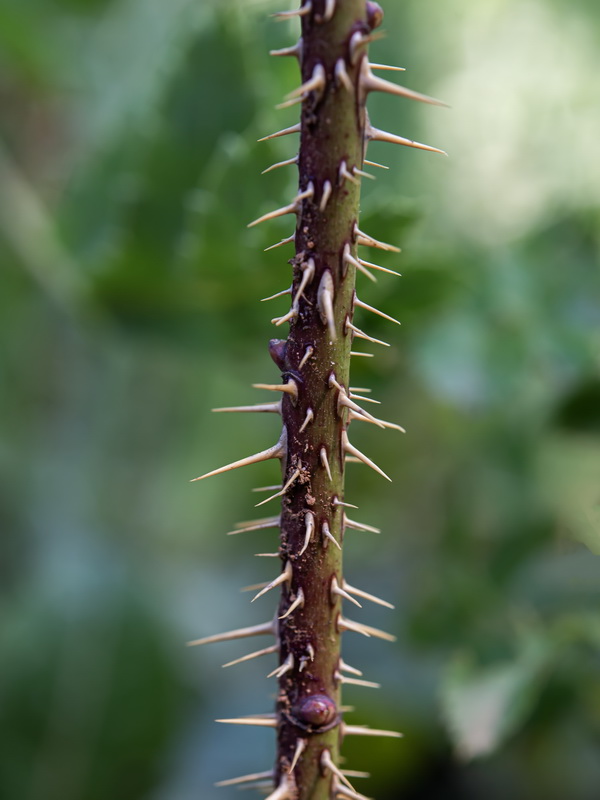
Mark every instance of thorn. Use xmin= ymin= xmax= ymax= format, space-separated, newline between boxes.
xmin=339 ymin=616 xmax=396 ymax=642
xmin=339 ymin=658 xmax=363 ymax=676
xmin=341 ymin=770 xmax=371 ymax=780
xmin=254 ymin=552 xmax=280 ymax=557
xmin=348 ymin=409 xmax=406 ymax=433
xmin=299 ymin=512 xmax=315 ymax=556
xmin=267 ymin=652 xmax=294 ymax=679
xmin=354 ymin=223 xmax=401 ymax=253
xmin=322 ymin=749 xmax=356 ymax=792
xmin=213 ymin=401 xmax=282 ymax=414
xmin=188 ymin=619 xmax=275 ymax=647
xmin=289 ymin=738 xmax=307 ymax=773
xmin=332 ymin=576 xmax=362 ymax=607
xmin=343 ymin=579 xmax=395 ymax=609
xmin=262 ymin=155 xmax=298 ymax=174
xmin=344 ymin=516 xmax=381 ymax=534
xmin=350 ymin=351 xmax=374 ymax=358
xmin=240 ymin=581 xmax=269 ymax=592
xmin=191 ymin=430 xmax=286 ymax=482
xmin=322 ymin=521 xmax=341 ymax=550
xmin=330 ymin=373 xmax=385 ymax=428
xmin=299 ymin=408 xmax=314 ymax=433
xmin=335 ymin=59 xmax=353 ymax=92
xmin=258 ymin=123 xmax=301 ymax=142
xmin=358 ymin=257 xmax=401 ymax=277
xmin=279 ymin=587 xmax=305 ymax=619
xmin=272 ymin=304 xmax=298 ymax=327
xmin=322 ymin=0 xmax=336 ymax=22
xmin=222 ymin=644 xmax=279 ymax=669
xmin=298 ymin=345 xmax=314 ymax=370
xmin=269 ymin=40 xmax=302 ymax=58
xmin=360 ymin=59 xmax=448 ymax=107
xmin=364 ymin=159 xmax=389 ymax=170
xmin=370 ymin=62 xmax=406 ymax=72
xmin=366 ymin=125 xmax=447 ymax=156
xmin=255 ymin=467 xmax=301 ymax=507
xmin=341 ymin=723 xmax=403 ymax=739
xmin=216 ymin=716 xmax=277 ymax=728
xmin=272 ymin=1 xmax=312 ymax=20
xmin=263 ymin=776 xmax=293 ymax=800
xmin=337 ymin=673 xmax=381 ymax=689
xmin=286 ymin=63 xmax=326 ymax=101
xmin=251 ymin=561 xmax=293 ymax=602
xmin=339 ymin=160 xmax=360 ymax=186
xmin=320 ymin=447 xmax=333 ymax=482
xmin=332 ymin=496 xmax=358 ymax=509
xmin=355 ymin=297 xmax=401 ymax=326
xmin=265 ymin=233 xmax=295 ymax=251
xmin=262 ymin=287 xmax=292 ymax=302
xmin=320 ymin=180 xmax=333 ymax=211
xmin=346 ymin=320 xmax=390 ymax=347
xmin=216 ymin=770 xmax=274 ymax=788
xmin=253 ymin=380 xmax=298 ymax=399
xmin=348 ymin=386 xmax=371 ymax=393
xmin=353 ymin=167 xmax=376 ymax=180
xmin=317 ymin=270 xmax=336 ymax=340
xmin=293 ymin=257 xmax=315 ymax=306
xmin=333 ymin=782 xmax=373 ymax=800
xmin=344 ymin=244 xmax=377 ymax=283
xmin=248 ymin=184 xmax=312 ymax=229
xmin=349 ymin=30 xmax=383 ymax=64
xmin=227 ymin=517 xmax=280 ymax=535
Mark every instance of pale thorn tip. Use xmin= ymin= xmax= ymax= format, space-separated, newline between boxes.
xmin=343 ymin=579 xmax=395 ymax=609
xmin=355 ymin=296 xmax=401 ymax=326
xmin=349 ymin=409 xmax=406 ymax=433
xmin=322 ymin=0 xmax=336 ymax=22
xmin=248 ymin=201 xmax=298 ymax=229
xmin=299 ymin=512 xmax=315 ymax=556
xmin=255 ymin=467 xmax=301 ymax=507
xmin=322 ymin=749 xmax=356 ymax=792
xmin=358 ymin=256 xmax=402 ymax=277
xmin=348 ymin=386 xmax=371 ymax=393
xmin=344 ymin=244 xmax=376 ymax=283
xmin=263 ymin=775 xmax=293 ymax=800
xmin=279 ymin=587 xmax=304 ymax=620
xmin=265 ymin=233 xmax=295 ymax=251
xmin=322 ymin=521 xmax=341 ymax=550
xmin=267 ymin=652 xmax=294 ymax=679
xmin=339 ymin=160 xmax=360 ymax=186
xmin=332 ymin=576 xmax=362 ymax=607
xmin=339 ymin=658 xmax=363 ymax=676
xmin=187 ymin=619 xmax=275 ymax=647
xmin=339 ymin=615 xmax=397 ymax=642
xmin=262 ymin=155 xmax=298 ymax=174
xmin=353 ymin=166 xmax=376 ymax=180
xmin=344 ymin=516 xmax=381 ymax=534
xmin=254 ymin=552 xmax=280 ymax=557
xmin=346 ymin=319 xmax=391 ymax=348
xmin=258 ymin=123 xmax=301 ymax=142
xmin=364 ymin=158 xmax=389 ymax=170
xmin=369 ymin=62 xmax=406 ymax=72
xmin=272 ymin=1 xmax=312 ymax=20
xmin=354 ymin=223 xmax=401 ymax=253
xmin=272 ymin=304 xmax=298 ymax=327
xmin=341 ymin=723 xmax=403 ymax=739
xmin=320 ymin=180 xmax=333 ymax=212
xmin=215 ymin=717 xmax=277 ymax=728
xmin=299 ymin=408 xmax=314 ymax=433
xmin=320 ymin=447 xmax=333 ymax=482
xmin=215 ymin=770 xmax=274 ymax=788
xmin=348 ymin=30 xmax=381 ymax=64
xmin=333 ymin=782 xmax=373 ymax=800
xmin=269 ymin=40 xmax=302 ymax=58
xmin=293 ymin=257 xmax=315 ymax=306
xmin=251 ymin=561 xmax=292 ymax=602
xmin=222 ymin=644 xmax=278 ymax=669
xmin=367 ymin=125 xmax=447 ymax=156
xmin=335 ymin=59 xmax=353 ymax=92
xmin=190 ymin=430 xmax=286 ymax=482
xmin=337 ymin=674 xmax=381 ymax=689
xmin=261 ymin=286 xmax=292 ymax=302
xmin=253 ymin=380 xmax=298 ymax=398
xmin=212 ymin=401 xmax=281 ymax=414
xmin=288 ymin=738 xmax=307 ymax=774
xmin=350 ymin=350 xmax=374 ymax=358
xmin=332 ymin=496 xmax=358 ymax=509
xmin=286 ymin=63 xmax=326 ymax=101
xmin=341 ymin=770 xmax=371 ymax=780
xmin=338 ymin=393 xmax=385 ymax=428
xmin=298 ymin=345 xmax=314 ymax=370
xmin=360 ymin=59 xmax=448 ymax=107
xmin=227 ymin=517 xmax=280 ymax=535
xmin=317 ymin=270 xmax=336 ymax=341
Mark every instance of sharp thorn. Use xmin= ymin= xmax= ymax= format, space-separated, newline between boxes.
xmin=252 ymin=484 xmax=282 ymax=493
xmin=320 ymin=447 xmax=333 ymax=482
xmin=322 ymin=749 xmax=356 ymax=792
xmin=213 ymin=401 xmax=282 ymax=414
xmin=248 ymin=201 xmax=297 ymax=229
xmin=258 ymin=123 xmax=301 ymax=142
xmin=350 ymin=351 xmax=374 ymax=358
xmin=339 ymin=160 xmax=360 ymax=186
xmin=191 ymin=430 xmax=286 ymax=482
xmin=369 ymin=62 xmax=406 ymax=72
xmin=251 ymin=561 xmax=293 ymax=602
xmin=286 ymin=63 xmax=326 ymax=101
xmin=317 ymin=270 xmax=337 ymax=340
xmin=353 ymin=167 xmax=376 ymax=180
xmin=265 ymin=233 xmax=295 ymax=251
xmin=320 ymin=179 xmax=333 ymax=211
xmin=332 ymin=576 xmax=362 ymax=607
xmin=339 ymin=658 xmax=363 ymax=676
xmin=334 ymin=782 xmax=373 ymax=800
xmin=222 ymin=644 xmax=279 ymax=669
xmin=358 ymin=257 xmax=401 ymax=277
xmin=272 ymin=1 xmax=312 ymax=19
xmin=262 ymin=155 xmax=298 ymax=174
xmin=298 ymin=345 xmax=314 ymax=370
xmin=299 ymin=408 xmax=314 ymax=433
xmin=216 ymin=770 xmax=274 ymax=788
xmin=279 ymin=587 xmax=304 ymax=620
xmin=188 ymin=619 xmax=275 ymax=647
xmin=253 ymin=380 xmax=298 ymax=399
xmin=267 ymin=652 xmax=294 ymax=679
xmin=255 ymin=467 xmax=301 ymax=507
xmin=361 ymin=60 xmax=448 ymax=107
xmin=367 ymin=125 xmax=447 ymax=156
xmin=348 ymin=387 xmax=371 ymax=393
xmin=216 ymin=717 xmax=277 ymax=728
xmin=349 ymin=409 xmax=406 ymax=433
xmin=341 ymin=770 xmax=371 ymax=780
xmin=322 ymin=0 xmax=336 ymax=22
xmin=355 ymin=223 xmax=401 ymax=252
xmin=299 ymin=512 xmax=315 ymax=556
xmin=347 ymin=320 xmax=391 ymax=347
xmin=293 ymin=257 xmax=315 ymax=306
xmin=322 ymin=521 xmax=341 ymax=550
xmin=343 ymin=515 xmax=381 ymax=534
xmin=339 ymin=616 xmax=396 ymax=642
xmin=355 ymin=297 xmax=400 ymax=325
xmin=364 ymin=159 xmax=389 ymax=170
xmin=335 ymin=59 xmax=353 ymax=92
xmin=332 ymin=496 xmax=358 ymax=509
xmin=289 ymin=738 xmax=307 ymax=773
xmin=343 ymin=579 xmax=395 ymax=609
xmin=269 ymin=40 xmax=302 ymax=58
xmin=337 ymin=673 xmax=381 ymax=689
xmin=263 ymin=776 xmax=293 ymax=800
xmin=261 ymin=287 xmax=292 ymax=302
xmin=227 ymin=517 xmax=280 ymax=535
xmin=344 ymin=243 xmax=376 ymax=283
xmin=272 ymin=304 xmax=298 ymax=326
xmin=342 ymin=724 xmax=403 ymax=739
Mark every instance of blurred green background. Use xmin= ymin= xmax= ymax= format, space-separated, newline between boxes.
xmin=1 ymin=0 xmax=599 ymax=798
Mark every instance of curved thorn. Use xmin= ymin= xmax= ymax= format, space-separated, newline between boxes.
xmin=337 ymin=674 xmax=381 ymax=689
xmin=299 ymin=512 xmax=315 ymax=556
xmin=317 ymin=270 xmax=336 ymax=340
xmin=298 ymin=345 xmax=314 ymax=370
xmin=286 ymin=63 xmax=326 ymax=101
xmin=322 ymin=521 xmax=341 ymax=550
xmin=267 ymin=652 xmax=294 ymax=679
xmin=293 ymin=257 xmax=315 ymax=305
xmin=353 ymin=167 xmax=376 ymax=180
xmin=270 ymin=40 xmax=302 ymax=58
xmin=248 ymin=201 xmax=298 ymax=229
xmin=299 ymin=407 xmax=314 ymax=433
xmin=272 ymin=304 xmax=298 ymax=327
xmin=262 ymin=155 xmax=298 ymax=174
xmin=262 ymin=287 xmax=292 ymax=302
xmin=339 ymin=160 xmax=360 ymax=186
xmin=191 ymin=430 xmax=286 ymax=482
xmin=263 ymin=776 xmax=293 ymax=800
xmin=227 ymin=517 xmax=280 ymax=535
xmin=332 ymin=496 xmax=358 ymax=509
xmin=320 ymin=446 xmax=333 ymax=482
xmin=322 ymin=749 xmax=356 ymax=792
xmin=255 ymin=467 xmax=301 ymax=508
xmin=335 ymin=58 xmax=353 ymax=92
xmin=279 ymin=587 xmax=305 ymax=620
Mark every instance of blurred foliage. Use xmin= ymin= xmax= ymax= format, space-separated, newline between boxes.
xmin=1 ymin=0 xmax=599 ymax=799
